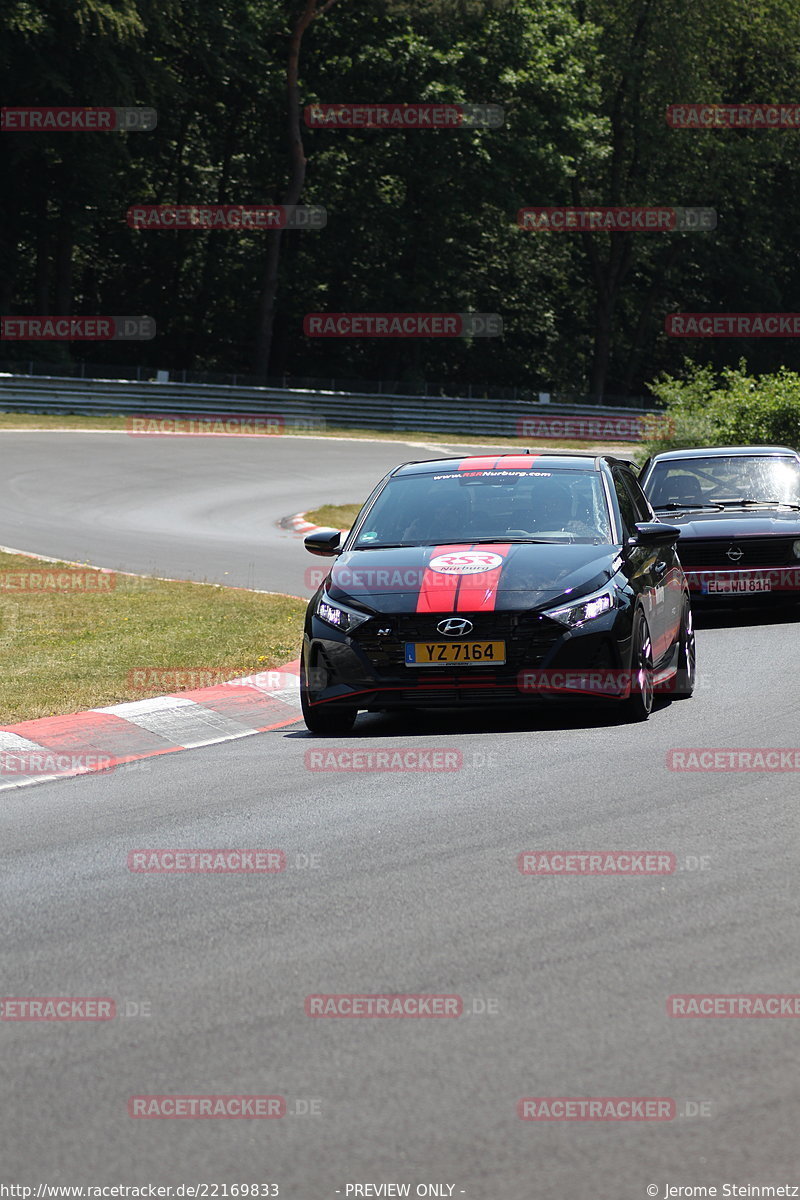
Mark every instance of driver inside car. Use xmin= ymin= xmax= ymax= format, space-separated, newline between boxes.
xmin=528 ymin=481 xmax=573 ymax=531
xmin=401 ymin=491 xmax=469 ymax=542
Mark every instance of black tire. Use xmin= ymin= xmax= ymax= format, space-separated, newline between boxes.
xmin=672 ymin=598 xmax=696 ymax=699
xmin=620 ymin=609 xmax=654 ymax=722
xmin=300 ymin=665 xmax=357 ymax=735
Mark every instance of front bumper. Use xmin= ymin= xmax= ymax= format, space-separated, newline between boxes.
xmin=303 ymin=606 xmax=632 ymax=710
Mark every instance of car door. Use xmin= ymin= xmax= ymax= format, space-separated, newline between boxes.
xmin=626 ymin=468 xmax=684 ymax=659
xmin=611 ymin=467 xmax=669 ymax=663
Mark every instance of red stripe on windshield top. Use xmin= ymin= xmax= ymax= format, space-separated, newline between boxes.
xmin=457 ymin=455 xmax=540 ymax=471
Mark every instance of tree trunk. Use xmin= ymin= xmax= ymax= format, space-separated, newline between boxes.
xmin=34 ymin=200 xmax=51 ymax=314
xmin=579 ymin=218 xmax=633 ymax=400
xmin=253 ymin=0 xmax=341 ymax=379
xmin=581 ymin=0 xmax=653 ymax=400
xmin=53 ymin=216 xmax=74 ymax=316
xmin=621 ymin=242 xmax=681 ymax=393
xmin=188 ymin=107 xmax=240 ymax=367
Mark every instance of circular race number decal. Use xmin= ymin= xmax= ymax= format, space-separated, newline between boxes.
xmin=428 ymin=551 xmax=504 ymax=575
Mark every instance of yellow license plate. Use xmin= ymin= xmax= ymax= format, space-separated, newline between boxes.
xmin=404 ymin=640 xmax=506 ymax=666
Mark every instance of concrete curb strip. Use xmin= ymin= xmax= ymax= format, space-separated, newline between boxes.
xmin=288 ymin=511 xmax=349 ymax=536
xmin=0 ymin=539 xmax=315 ymax=792
xmin=0 ymin=662 xmax=303 ymax=792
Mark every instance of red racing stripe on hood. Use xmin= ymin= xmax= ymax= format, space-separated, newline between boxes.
xmin=455 ymin=543 xmax=512 ymax=612
xmin=416 ymin=544 xmax=473 ymax=613
xmin=416 ymin=544 xmax=513 ymax=613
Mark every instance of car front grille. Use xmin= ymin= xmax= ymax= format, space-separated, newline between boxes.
xmin=353 ymin=612 xmax=565 ymax=676
xmin=677 ymin=537 xmax=798 ymax=568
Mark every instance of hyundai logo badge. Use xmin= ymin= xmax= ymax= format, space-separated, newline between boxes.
xmin=436 ymin=618 xmax=474 ymax=636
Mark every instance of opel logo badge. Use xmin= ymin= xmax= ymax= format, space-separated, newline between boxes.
xmin=436 ymin=618 xmax=474 ymax=637
xmin=726 ymin=545 xmax=743 ymax=563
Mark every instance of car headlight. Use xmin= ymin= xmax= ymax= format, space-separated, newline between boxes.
xmin=793 ymin=540 xmax=800 ymax=559
xmin=545 ymin=590 xmax=614 ymax=628
xmin=316 ymin=595 xmax=372 ymax=634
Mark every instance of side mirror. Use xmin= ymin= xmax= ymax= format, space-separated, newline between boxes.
xmin=628 ymin=521 xmax=681 ymax=548
xmin=304 ymin=528 xmax=343 ymax=557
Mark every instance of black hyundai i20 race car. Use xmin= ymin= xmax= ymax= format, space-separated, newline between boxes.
xmin=301 ymin=453 xmax=696 ymax=733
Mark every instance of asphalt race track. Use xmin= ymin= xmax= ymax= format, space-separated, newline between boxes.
xmin=2 ymin=431 xmax=800 ymax=1198
xmin=0 ymin=431 xmax=454 ymax=595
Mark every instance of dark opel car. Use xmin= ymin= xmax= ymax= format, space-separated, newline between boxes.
xmin=639 ymin=446 xmax=800 ymax=600
xmin=301 ymin=453 xmax=695 ymax=733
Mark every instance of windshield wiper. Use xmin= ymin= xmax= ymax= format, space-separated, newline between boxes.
xmin=467 ymin=536 xmax=575 ymax=544
xmin=715 ymin=498 xmax=800 ymax=509
xmin=354 ymin=536 xmax=588 ymax=548
xmin=654 ymin=501 xmax=723 ymax=511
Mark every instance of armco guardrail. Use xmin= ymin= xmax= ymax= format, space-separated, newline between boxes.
xmin=0 ymin=373 xmax=666 ymax=442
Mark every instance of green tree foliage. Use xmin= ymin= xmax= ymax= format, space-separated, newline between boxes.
xmin=645 ymin=362 xmax=800 ymax=453
xmin=1 ymin=0 xmax=800 ymax=396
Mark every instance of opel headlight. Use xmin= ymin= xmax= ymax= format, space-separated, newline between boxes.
xmin=545 ymin=590 xmax=614 ymax=628
xmin=793 ymin=539 xmax=800 ymax=559
xmin=316 ymin=595 xmax=372 ymax=634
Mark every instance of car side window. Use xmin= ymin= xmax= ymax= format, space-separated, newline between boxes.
xmin=614 ymin=470 xmax=638 ymax=537
xmin=623 ymin=472 xmax=654 ymax=521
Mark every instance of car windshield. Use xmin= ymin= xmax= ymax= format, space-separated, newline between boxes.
xmin=352 ymin=467 xmax=613 ymax=547
xmin=646 ymin=456 xmax=800 ymax=509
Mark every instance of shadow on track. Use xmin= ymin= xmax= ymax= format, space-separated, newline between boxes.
xmin=286 ymin=696 xmax=673 ymax=739
xmin=692 ymin=596 xmax=800 ymax=630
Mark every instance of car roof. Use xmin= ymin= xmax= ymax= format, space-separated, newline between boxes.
xmin=393 ymin=452 xmax=635 ymax=475
xmin=649 ymin=445 xmax=799 ymax=462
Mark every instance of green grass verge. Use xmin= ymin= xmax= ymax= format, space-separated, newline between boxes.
xmin=0 ymin=412 xmax=132 ymax=431
xmin=0 ymin=550 xmax=306 ymax=724
xmin=304 ymin=503 xmax=361 ymax=528
xmin=0 ymin=410 xmax=643 ymax=457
